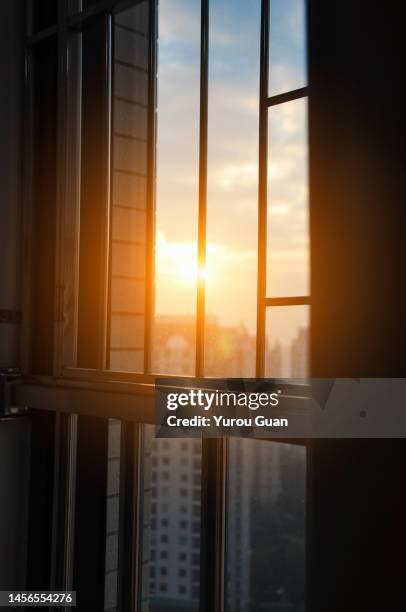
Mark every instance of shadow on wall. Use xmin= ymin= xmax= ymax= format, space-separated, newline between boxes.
xmin=0 ymin=418 xmax=31 ymax=590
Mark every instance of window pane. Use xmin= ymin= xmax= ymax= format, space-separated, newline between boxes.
xmin=205 ymin=0 xmax=261 ymax=377
xmin=268 ymin=0 xmax=307 ymax=97
xmin=140 ymin=426 xmax=202 ymax=611
xmin=267 ymin=98 xmax=309 ymax=298
xmin=265 ymin=305 xmax=309 ymax=377
xmin=108 ymin=2 xmax=149 ymax=372
xmin=152 ymin=0 xmax=201 ymax=376
xmin=226 ymin=439 xmax=306 ymax=612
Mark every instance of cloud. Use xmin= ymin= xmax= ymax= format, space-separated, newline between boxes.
xmin=154 ymin=0 xmax=309 ymax=329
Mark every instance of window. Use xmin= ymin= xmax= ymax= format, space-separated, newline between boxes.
xmin=23 ymin=0 xmax=309 ymax=611
xmin=24 ymin=0 xmax=309 ymax=386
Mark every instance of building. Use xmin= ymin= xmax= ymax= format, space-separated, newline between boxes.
xmin=290 ymin=327 xmax=309 ymax=379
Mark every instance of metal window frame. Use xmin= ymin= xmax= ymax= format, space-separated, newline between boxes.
xmin=24 ymin=0 xmax=155 ymax=383
xmin=256 ymin=0 xmax=310 ymax=378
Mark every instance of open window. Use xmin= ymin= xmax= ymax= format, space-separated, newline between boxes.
xmin=19 ymin=0 xmax=309 ymax=610
xmin=23 ymin=0 xmax=309 ymax=387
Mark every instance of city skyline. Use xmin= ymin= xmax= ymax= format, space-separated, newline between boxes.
xmin=152 ymin=313 xmax=309 ymax=378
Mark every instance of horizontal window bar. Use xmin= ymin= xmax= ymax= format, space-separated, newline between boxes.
xmin=110 ymin=311 xmax=145 ymax=317
xmin=14 ymin=381 xmax=155 ymax=422
xmin=114 ymin=95 xmax=148 ymax=109
xmin=114 ymin=59 xmax=148 ymax=74
xmin=11 ymin=376 xmax=311 ymax=423
xmin=265 ymin=296 xmax=310 ymax=306
xmin=115 ymin=23 xmax=148 ymax=38
xmin=112 ymin=205 xmax=146 ymax=212
xmin=61 ymin=367 xmax=187 ymax=385
xmin=110 ymin=347 xmax=144 ymax=352
xmin=266 ymin=86 xmax=309 ymax=108
xmin=111 ymin=239 xmax=145 ymax=246
xmin=112 ymin=275 xmax=145 ymax=281
xmin=114 ymin=132 xmax=148 ymax=144
xmin=113 ymin=168 xmax=147 ymax=178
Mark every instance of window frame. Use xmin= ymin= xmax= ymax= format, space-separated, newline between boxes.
xmin=22 ymin=0 xmax=311 ymax=390
xmin=19 ymin=2 xmax=310 ymax=611
xmin=22 ymin=0 xmax=158 ymax=386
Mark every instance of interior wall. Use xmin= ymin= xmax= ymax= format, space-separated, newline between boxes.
xmin=309 ymin=0 xmax=406 ymax=377
xmin=308 ymin=1 xmax=406 ymax=610
xmin=0 ymin=419 xmax=31 ymax=589
xmin=0 ymin=0 xmax=31 ymax=592
xmin=0 ymin=0 xmax=24 ymax=368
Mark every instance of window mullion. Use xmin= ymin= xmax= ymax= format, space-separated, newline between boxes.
xmin=256 ymin=0 xmax=270 ymax=378
xmin=117 ymin=421 xmax=142 ymax=611
xmin=195 ymin=0 xmax=210 ymax=378
xmin=200 ymin=437 xmax=227 ymax=612
xmin=144 ymin=0 xmax=157 ymax=375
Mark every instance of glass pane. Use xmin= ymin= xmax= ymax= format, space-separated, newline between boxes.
xmin=268 ymin=0 xmax=307 ymax=97
xmin=267 ymin=98 xmax=309 ymax=298
xmin=226 ymin=439 xmax=306 ymax=612
xmin=104 ymin=420 xmax=121 ymax=612
xmin=140 ymin=426 xmax=202 ymax=611
xmin=205 ymin=0 xmax=261 ymax=377
xmin=108 ymin=2 xmax=149 ymax=372
xmin=265 ymin=305 xmax=309 ymax=377
xmin=152 ymin=0 xmax=201 ymax=376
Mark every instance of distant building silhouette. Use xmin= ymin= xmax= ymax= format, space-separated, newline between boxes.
xmin=267 ymin=341 xmax=283 ymax=377
xmin=152 ymin=315 xmax=257 ymax=377
xmin=291 ymin=327 xmax=309 ymax=378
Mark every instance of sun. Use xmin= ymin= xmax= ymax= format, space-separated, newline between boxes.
xmin=176 ymin=259 xmax=211 ymax=286
xmin=155 ymin=232 xmax=213 ymax=287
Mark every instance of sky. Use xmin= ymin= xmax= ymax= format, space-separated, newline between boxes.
xmin=154 ymin=0 xmax=308 ymax=347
